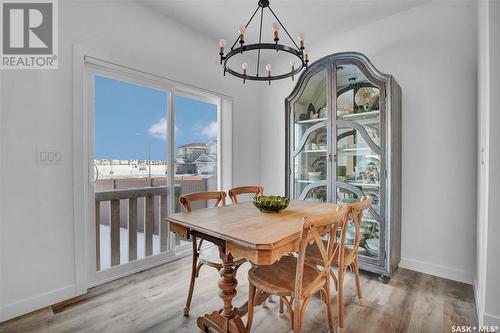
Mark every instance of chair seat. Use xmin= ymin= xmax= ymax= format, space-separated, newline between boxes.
xmin=248 ymin=256 xmax=323 ymax=296
xmin=305 ymin=239 xmax=352 ymax=267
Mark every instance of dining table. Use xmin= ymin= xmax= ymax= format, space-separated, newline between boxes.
xmin=166 ymin=199 xmax=339 ymax=333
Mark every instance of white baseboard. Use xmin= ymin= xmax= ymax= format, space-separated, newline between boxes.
xmin=484 ymin=313 xmax=500 ymax=327
xmin=0 ymin=250 xmax=193 ymax=323
xmin=0 ymin=284 xmax=84 ymax=323
xmin=399 ymin=257 xmax=473 ymax=284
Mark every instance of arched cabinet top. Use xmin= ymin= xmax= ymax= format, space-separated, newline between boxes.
xmin=285 ymin=52 xmax=392 ymax=105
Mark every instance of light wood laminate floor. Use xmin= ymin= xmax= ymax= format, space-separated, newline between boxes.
xmin=0 ymin=250 xmax=476 ymax=333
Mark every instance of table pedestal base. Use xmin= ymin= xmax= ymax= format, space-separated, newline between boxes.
xmin=196 ymin=249 xmax=249 ymax=333
xmin=197 ymin=311 xmax=247 ymax=333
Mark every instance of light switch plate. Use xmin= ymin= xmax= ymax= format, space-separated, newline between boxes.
xmin=37 ymin=148 xmax=63 ymax=165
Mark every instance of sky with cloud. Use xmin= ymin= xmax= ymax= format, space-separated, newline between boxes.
xmin=94 ymin=75 xmax=217 ymax=160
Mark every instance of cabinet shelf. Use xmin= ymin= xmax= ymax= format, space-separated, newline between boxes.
xmin=301 ymin=149 xmax=327 ymax=154
xmin=295 ymin=179 xmax=326 ymax=183
xmin=338 ymin=110 xmax=379 ymax=121
xmin=348 ymin=182 xmax=380 ymax=188
xmin=295 ymin=117 xmax=327 ymax=125
xmin=337 ymin=147 xmax=374 ymax=155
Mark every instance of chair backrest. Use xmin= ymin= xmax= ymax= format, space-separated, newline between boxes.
xmin=294 ymin=205 xmax=351 ymax=299
xmin=179 ymin=191 xmax=227 ymax=212
xmin=339 ymin=196 xmax=373 ymax=266
xmin=228 ymin=186 xmax=264 ymax=204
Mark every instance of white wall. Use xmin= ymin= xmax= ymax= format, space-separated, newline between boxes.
xmin=0 ymin=1 xmax=261 ymax=321
xmin=476 ymin=0 xmax=500 ymax=326
xmin=259 ymin=1 xmax=477 ymax=283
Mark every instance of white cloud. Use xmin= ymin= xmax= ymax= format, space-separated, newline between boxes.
xmin=149 ymin=118 xmax=179 ymax=140
xmin=198 ymin=121 xmax=218 ymax=138
xmin=149 ymin=117 xmax=167 ymax=140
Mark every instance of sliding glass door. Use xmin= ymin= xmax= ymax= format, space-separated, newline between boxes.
xmin=85 ymin=61 xmax=222 ymax=285
xmin=173 ymin=94 xmax=220 ymax=249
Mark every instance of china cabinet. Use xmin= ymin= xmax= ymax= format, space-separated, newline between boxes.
xmin=285 ymin=52 xmax=401 ymax=279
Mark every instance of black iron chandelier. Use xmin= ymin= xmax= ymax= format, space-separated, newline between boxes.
xmin=218 ymin=0 xmax=309 ymax=84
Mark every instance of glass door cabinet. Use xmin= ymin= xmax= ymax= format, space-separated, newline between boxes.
xmin=285 ymin=53 xmax=401 ymax=279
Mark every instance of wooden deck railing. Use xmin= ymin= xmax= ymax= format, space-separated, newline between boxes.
xmin=94 ymin=185 xmax=181 ymax=270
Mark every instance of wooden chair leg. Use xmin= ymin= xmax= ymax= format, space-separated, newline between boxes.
xmin=184 ymin=239 xmax=199 ymax=317
xmin=246 ymin=283 xmax=256 ymax=331
xmin=293 ymin=299 xmax=303 ymax=333
xmin=279 ymin=297 xmax=285 ymax=317
xmin=337 ymin=269 xmax=345 ymax=333
xmin=280 ymin=296 xmax=294 ymax=327
xmin=195 ymin=261 xmax=203 ymax=278
xmin=331 ymin=268 xmax=338 ymax=291
xmin=353 ymin=258 xmax=364 ymax=305
xmin=324 ymin=279 xmax=335 ymax=333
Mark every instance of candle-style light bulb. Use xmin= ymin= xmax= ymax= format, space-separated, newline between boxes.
xmin=242 ymin=62 xmax=248 ymax=83
xmin=265 ymin=64 xmax=272 ymax=85
xmin=219 ymin=39 xmax=226 ymax=55
xmin=297 ymin=33 xmax=305 ymax=49
xmin=272 ymin=22 xmax=280 ymax=40
xmin=303 ymin=49 xmax=309 ymax=62
xmin=272 ymin=22 xmax=280 ymax=51
xmin=238 ymin=24 xmax=246 ymax=44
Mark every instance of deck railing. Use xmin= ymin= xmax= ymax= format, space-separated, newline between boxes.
xmin=94 ymin=185 xmax=181 ymax=270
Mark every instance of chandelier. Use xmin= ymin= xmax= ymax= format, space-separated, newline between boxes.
xmin=218 ymin=0 xmax=309 ymax=84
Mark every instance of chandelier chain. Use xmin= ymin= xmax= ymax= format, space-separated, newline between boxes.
xmin=256 ymin=7 xmax=264 ymax=76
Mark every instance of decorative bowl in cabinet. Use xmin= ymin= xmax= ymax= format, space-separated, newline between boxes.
xmin=307 ymin=171 xmax=322 ymax=181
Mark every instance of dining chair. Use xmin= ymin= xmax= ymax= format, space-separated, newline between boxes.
xmin=228 ymin=185 xmax=264 ymax=204
xmin=304 ymin=196 xmax=373 ymax=333
xmin=246 ymin=205 xmax=351 ymax=333
xmin=179 ymin=191 xmax=246 ymax=317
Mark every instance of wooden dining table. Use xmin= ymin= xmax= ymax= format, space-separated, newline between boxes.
xmin=166 ymin=199 xmax=339 ymax=333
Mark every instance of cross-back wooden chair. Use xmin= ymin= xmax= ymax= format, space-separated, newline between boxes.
xmin=179 ymin=191 xmax=246 ymax=317
xmin=246 ymin=205 xmax=351 ymax=333
xmin=304 ymin=195 xmax=373 ymax=333
xmin=228 ymin=186 xmax=264 ymax=204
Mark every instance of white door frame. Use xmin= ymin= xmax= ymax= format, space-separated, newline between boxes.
xmin=73 ymin=44 xmax=232 ymax=290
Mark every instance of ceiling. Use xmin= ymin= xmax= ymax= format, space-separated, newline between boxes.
xmin=139 ymin=0 xmax=428 ymax=62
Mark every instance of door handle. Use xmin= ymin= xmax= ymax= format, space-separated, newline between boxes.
xmin=328 ymin=154 xmax=337 ymax=162
xmin=90 ymin=162 xmax=99 ymax=184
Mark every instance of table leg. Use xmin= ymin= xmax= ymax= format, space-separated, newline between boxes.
xmin=196 ymin=251 xmax=247 ymax=333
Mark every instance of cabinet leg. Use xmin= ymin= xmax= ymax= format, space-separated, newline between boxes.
xmin=378 ymin=275 xmax=390 ymax=284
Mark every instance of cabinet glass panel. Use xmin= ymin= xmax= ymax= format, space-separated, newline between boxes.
xmin=336 ymin=126 xmax=381 ymax=214
xmin=336 ymin=187 xmax=380 ymax=259
xmin=336 ymin=64 xmax=380 ymax=146
xmin=291 ymin=69 xmax=327 ymax=200
xmin=303 ymin=184 xmax=327 ymax=202
xmin=336 ymin=63 xmax=382 ymax=260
